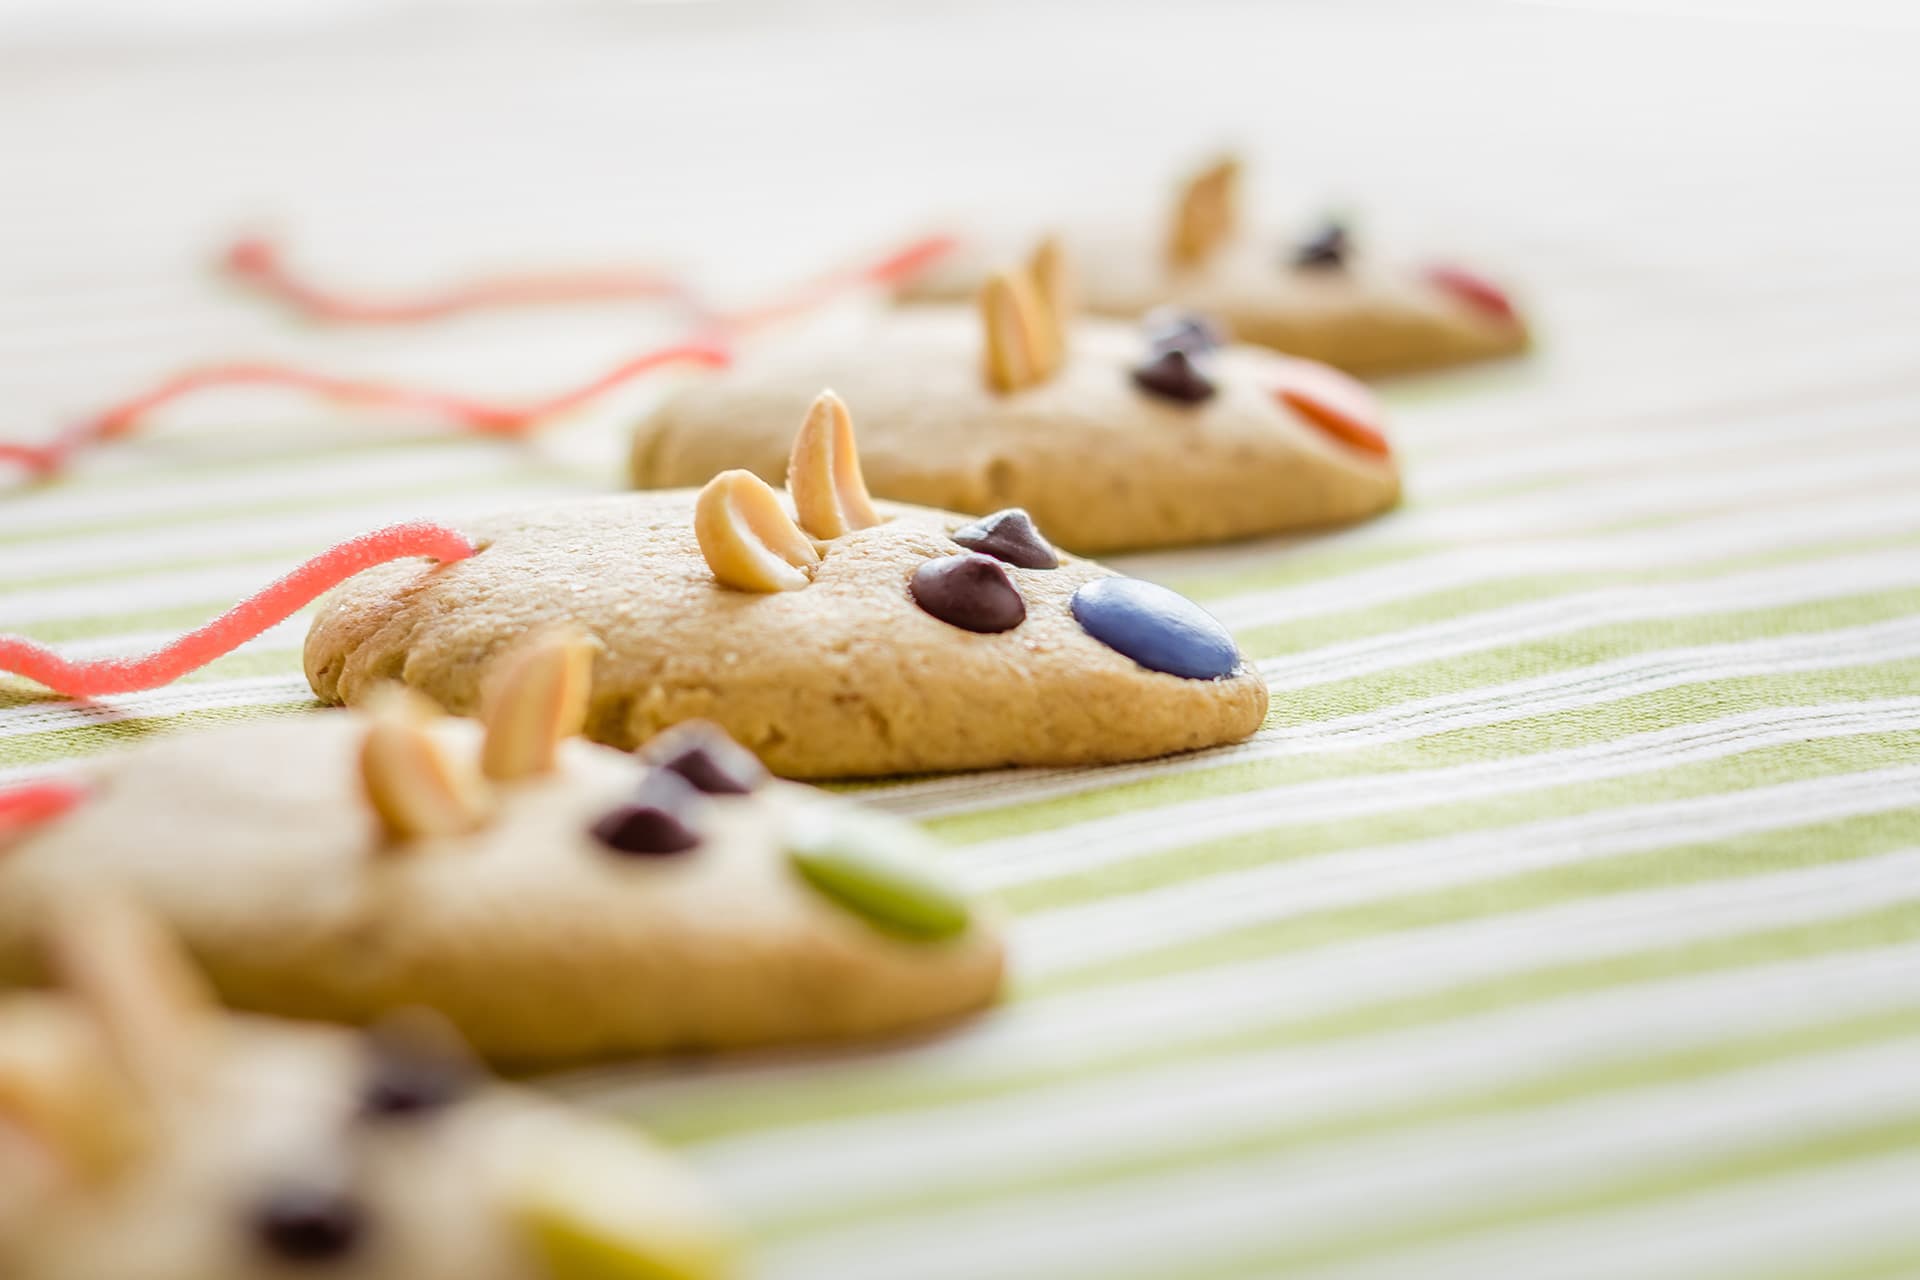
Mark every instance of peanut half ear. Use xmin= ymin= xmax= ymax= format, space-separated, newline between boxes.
xmin=482 ymin=632 xmax=597 ymax=782
xmin=1168 ymin=155 xmax=1241 ymax=267
xmin=981 ymin=269 xmax=1061 ymax=393
xmin=361 ymin=699 xmax=492 ymax=844
xmin=48 ymin=895 xmax=214 ymax=1103
xmin=788 ymin=390 xmax=881 ymax=541
xmin=1027 ymin=236 xmax=1072 ymax=367
xmin=0 ymin=998 xmax=148 ymax=1183
xmin=695 ymin=470 xmax=820 ymax=592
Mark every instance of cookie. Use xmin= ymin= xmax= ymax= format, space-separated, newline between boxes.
xmin=309 ymin=397 xmax=1269 ymax=776
xmin=895 ymin=156 xmax=1530 ymax=377
xmin=0 ymin=897 xmax=734 ymax=1280
xmin=633 ymin=245 xmax=1399 ymax=553
xmin=0 ymin=667 xmax=1005 ymax=1064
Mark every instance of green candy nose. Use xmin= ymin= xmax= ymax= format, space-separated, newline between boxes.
xmin=507 ymin=1120 xmax=737 ymax=1280
xmin=786 ymin=808 xmax=973 ymax=942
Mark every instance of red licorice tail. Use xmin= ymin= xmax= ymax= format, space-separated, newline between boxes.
xmin=223 ymin=231 xmax=957 ymax=330
xmin=0 ymin=523 xmax=474 ymax=698
xmin=705 ymin=233 xmax=960 ymax=334
xmin=0 ymin=421 xmax=99 ymax=481
xmin=224 ymin=236 xmax=697 ymax=324
xmin=80 ymin=342 xmax=730 ymax=446
xmin=3 ymin=233 xmax=957 ymax=484
xmin=0 ymin=780 xmax=89 ymax=841
xmin=0 ymin=342 xmax=728 ymax=481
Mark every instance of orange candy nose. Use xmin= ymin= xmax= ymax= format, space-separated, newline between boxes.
xmin=1424 ymin=263 xmax=1518 ymax=324
xmin=1275 ymin=362 xmax=1392 ymax=459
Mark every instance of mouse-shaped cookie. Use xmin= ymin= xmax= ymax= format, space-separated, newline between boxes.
xmin=895 ymin=155 xmax=1529 ymax=377
xmin=309 ymin=397 xmax=1269 ymax=776
xmin=0 ymin=896 xmax=734 ymax=1280
xmin=0 ymin=666 xmax=1004 ymax=1064
xmin=633 ymin=241 xmax=1400 ymax=553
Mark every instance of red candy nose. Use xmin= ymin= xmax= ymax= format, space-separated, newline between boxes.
xmin=1424 ymin=263 xmax=1518 ymax=324
xmin=1275 ymin=361 xmax=1392 ymax=459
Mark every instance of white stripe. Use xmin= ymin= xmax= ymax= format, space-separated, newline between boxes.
xmin=1409 ymin=382 xmax=1920 ymax=499
xmin=755 ymin=1042 xmax=1920 ymax=1280
xmin=1393 ymin=441 xmax=1920 ymax=543
xmin=0 ymin=676 xmax=314 ymax=741
xmin=964 ymin=700 xmax=1920 ymax=888
xmin=690 ymin=945 xmax=1920 ymax=1227
xmin=0 ymin=445 xmax=539 ymax=538
xmin=558 ymin=818 xmax=1920 ymax=1114
xmin=1 ymin=490 xmax=576 ymax=582
xmin=871 ymin=612 xmax=1920 ymax=817
xmin=1396 ymin=332 xmax=1920 ymax=456
xmin=1201 ymin=499 xmax=1920 ymax=633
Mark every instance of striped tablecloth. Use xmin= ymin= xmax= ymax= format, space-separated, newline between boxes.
xmin=5 ymin=3 xmax=1920 ymax=1277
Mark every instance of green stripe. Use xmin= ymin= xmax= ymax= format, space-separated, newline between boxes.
xmin=0 ymin=700 xmax=321 ymax=768
xmin=1752 ymin=1240 xmax=1920 ymax=1280
xmin=1 ymin=650 xmax=312 ymax=711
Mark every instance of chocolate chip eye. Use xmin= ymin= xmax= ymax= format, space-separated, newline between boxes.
xmin=1131 ymin=346 xmax=1216 ymax=405
xmin=950 ymin=508 xmax=1059 ymax=569
xmin=359 ymin=1011 xmax=476 ymax=1121
xmin=1141 ymin=307 xmax=1226 ymax=356
xmin=591 ymin=769 xmax=702 ymax=857
xmin=1293 ymin=219 xmax=1350 ymax=270
xmin=1071 ymin=576 xmax=1243 ymax=680
xmin=251 ymin=1183 xmax=367 ymax=1265
xmin=645 ymin=722 xmax=766 ymax=795
xmin=910 ymin=553 xmax=1027 ymax=633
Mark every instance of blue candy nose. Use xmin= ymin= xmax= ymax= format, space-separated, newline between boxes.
xmin=1070 ymin=577 xmax=1244 ymax=680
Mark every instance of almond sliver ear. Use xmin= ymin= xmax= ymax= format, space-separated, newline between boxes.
xmin=482 ymin=632 xmax=597 ymax=782
xmin=361 ymin=711 xmax=492 ymax=843
xmin=695 ymin=470 xmax=820 ymax=592
xmin=981 ymin=270 xmax=1048 ymax=393
xmin=48 ymin=895 xmax=213 ymax=1102
xmin=1169 ymin=155 xmax=1241 ymax=266
xmin=1026 ymin=236 xmax=1071 ymax=375
xmin=788 ymin=390 xmax=881 ymax=541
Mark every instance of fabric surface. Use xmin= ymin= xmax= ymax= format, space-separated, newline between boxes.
xmin=5 ymin=3 xmax=1920 ymax=1277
